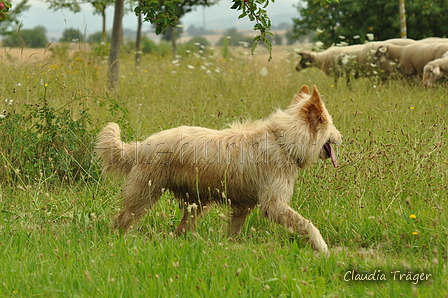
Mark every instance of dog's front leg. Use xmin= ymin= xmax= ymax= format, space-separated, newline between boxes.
xmin=260 ymin=201 xmax=328 ymax=253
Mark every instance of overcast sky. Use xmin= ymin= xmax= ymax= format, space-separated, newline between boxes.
xmin=19 ymin=0 xmax=300 ymax=39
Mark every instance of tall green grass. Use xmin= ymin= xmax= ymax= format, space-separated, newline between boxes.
xmin=0 ymin=43 xmax=446 ymax=297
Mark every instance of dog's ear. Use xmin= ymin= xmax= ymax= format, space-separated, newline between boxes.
xmin=299 ymin=85 xmax=310 ymax=95
xmin=292 ymin=85 xmax=310 ymax=104
xmin=301 ymin=85 xmax=328 ymax=133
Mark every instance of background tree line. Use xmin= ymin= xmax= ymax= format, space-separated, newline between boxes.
xmin=293 ymin=0 xmax=448 ymax=46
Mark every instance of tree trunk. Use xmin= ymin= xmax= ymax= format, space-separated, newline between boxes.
xmin=102 ymin=9 xmax=107 ymax=40
xmin=170 ymin=25 xmax=177 ymax=59
xmin=108 ymin=0 xmax=124 ymax=90
xmin=399 ymin=0 xmax=407 ymax=38
xmin=135 ymin=0 xmax=143 ymax=67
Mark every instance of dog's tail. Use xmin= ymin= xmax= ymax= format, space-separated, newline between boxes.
xmin=95 ymin=122 xmax=136 ymax=176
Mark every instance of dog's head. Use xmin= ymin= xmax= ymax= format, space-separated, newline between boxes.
xmin=287 ymin=85 xmax=342 ymax=168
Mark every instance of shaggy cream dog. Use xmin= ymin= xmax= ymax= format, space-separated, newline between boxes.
xmin=96 ymin=85 xmax=342 ymax=252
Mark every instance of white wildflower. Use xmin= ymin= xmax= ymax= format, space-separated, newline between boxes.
xmin=366 ymin=33 xmax=375 ymax=41
xmin=353 ymin=35 xmax=360 ymax=39
xmin=337 ymin=41 xmax=349 ymax=47
xmin=238 ymin=41 xmax=250 ymax=48
xmin=187 ymin=65 xmax=195 ymax=69
xmin=314 ymin=41 xmax=324 ymax=49
xmin=260 ymin=67 xmax=268 ymax=77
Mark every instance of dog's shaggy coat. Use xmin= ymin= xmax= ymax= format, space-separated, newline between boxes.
xmin=96 ymin=85 xmax=342 ymax=252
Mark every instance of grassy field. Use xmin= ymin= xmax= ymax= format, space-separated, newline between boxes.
xmin=0 ymin=42 xmax=447 ymax=297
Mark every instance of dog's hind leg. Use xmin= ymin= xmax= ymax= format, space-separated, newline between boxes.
xmin=114 ymin=174 xmax=160 ymax=232
xmin=227 ymin=206 xmax=253 ymax=237
xmin=261 ymin=200 xmax=328 ymax=253
xmin=175 ymin=201 xmax=210 ymax=235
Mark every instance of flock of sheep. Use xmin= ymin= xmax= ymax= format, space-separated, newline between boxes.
xmin=295 ymin=37 xmax=448 ymax=87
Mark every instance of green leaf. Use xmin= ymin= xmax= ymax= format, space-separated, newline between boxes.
xmin=230 ymin=1 xmax=242 ymax=10
xmin=250 ymin=41 xmax=258 ymax=54
xmin=238 ymin=12 xmax=247 ymax=19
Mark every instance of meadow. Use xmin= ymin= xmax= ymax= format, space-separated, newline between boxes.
xmin=0 ymin=42 xmax=447 ymax=297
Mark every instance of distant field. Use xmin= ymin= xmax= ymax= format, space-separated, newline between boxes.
xmin=0 ymin=42 xmax=446 ymax=297
xmin=0 ymin=43 xmax=90 ymax=64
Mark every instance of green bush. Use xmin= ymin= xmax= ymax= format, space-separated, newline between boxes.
xmin=123 ymin=36 xmax=160 ymax=55
xmin=187 ymin=36 xmax=210 ymax=47
xmin=2 ymin=26 xmax=48 ymax=48
xmin=216 ymin=28 xmax=253 ymax=47
xmin=0 ymin=94 xmax=98 ymax=185
xmin=60 ymin=28 xmax=83 ymax=42
xmin=88 ymin=31 xmax=110 ymax=43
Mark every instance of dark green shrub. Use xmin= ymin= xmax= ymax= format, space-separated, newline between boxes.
xmin=60 ymin=28 xmax=83 ymax=42
xmin=216 ymin=28 xmax=253 ymax=47
xmin=2 ymin=26 xmax=48 ymax=48
xmin=0 ymin=94 xmax=98 ymax=185
xmin=88 ymin=31 xmax=110 ymax=43
xmin=188 ymin=36 xmax=210 ymax=47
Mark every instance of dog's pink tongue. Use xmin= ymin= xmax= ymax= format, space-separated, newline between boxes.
xmin=326 ymin=143 xmax=338 ymax=168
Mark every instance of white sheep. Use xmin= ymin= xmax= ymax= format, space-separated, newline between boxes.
xmin=376 ymin=42 xmax=448 ymax=77
xmin=375 ymin=44 xmax=403 ymax=74
xmin=422 ymin=53 xmax=448 ymax=87
xmin=355 ymin=38 xmax=416 ymax=76
xmin=296 ymin=44 xmax=363 ymax=76
xmin=296 ymin=39 xmax=416 ymax=79
xmin=418 ymin=37 xmax=448 ymax=43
